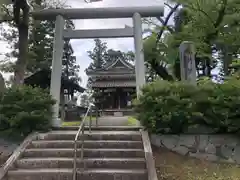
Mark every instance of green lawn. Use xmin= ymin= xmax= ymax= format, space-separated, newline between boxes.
xmin=62 ymin=116 xmax=96 ymax=126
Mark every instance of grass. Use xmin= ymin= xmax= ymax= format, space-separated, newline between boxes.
xmin=62 ymin=116 xmax=96 ymax=126
xmin=126 ymin=116 xmax=140 ymax=126
xmin=152 ymin=146 xmax=240 ymax=180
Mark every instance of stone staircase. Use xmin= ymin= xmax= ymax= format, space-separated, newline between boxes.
xmin=1 ymin=126 xmax=157 ymax=180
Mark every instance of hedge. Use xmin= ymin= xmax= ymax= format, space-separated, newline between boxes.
xmin=0 ymin=85 xmax=55 ymax=137
xmin=134 ymin=78 xmax=240 ymax=134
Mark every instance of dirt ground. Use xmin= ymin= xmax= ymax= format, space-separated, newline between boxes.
xmin=152 ymin=145 xmax=240 ymax=180
xmin=0 ymin=139 xmax=18 ymax=167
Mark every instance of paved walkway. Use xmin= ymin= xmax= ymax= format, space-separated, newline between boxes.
xmin=86 ymin=116 xmax=140 ymax=126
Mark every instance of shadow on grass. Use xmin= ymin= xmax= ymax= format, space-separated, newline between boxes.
xmin=152 ymin=145 xmax=240 ymax=180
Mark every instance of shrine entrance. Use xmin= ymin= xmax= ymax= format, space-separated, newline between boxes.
xmin=32 ymin=6 xmax=164 ymax=126
xmin=108 ymin=89 xmax=129 ymax=109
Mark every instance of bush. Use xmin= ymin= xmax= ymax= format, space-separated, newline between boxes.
xmin=0 ymin=85 xmax=55 ymax=137
xmin=134 ymin=78 xmax=240 ymax=134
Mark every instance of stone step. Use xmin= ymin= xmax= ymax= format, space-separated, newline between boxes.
xmin=16 ymin=157 xmax=146 ymax=169
xmin=53 ymin=126 xmax=143 ymax=131
xmin=8 ymin=168 xmax=147 ymax=180
xmin=23 ymin=148 xmax=145 ymax=158
xmin=29 ymin=140 xmax=143 ymax=149
xmin=38 ymin=131 xmax=141 ymax=141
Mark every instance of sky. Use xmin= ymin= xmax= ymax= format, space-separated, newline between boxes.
xmin=0 ymin=0 xmax=166 ymax=87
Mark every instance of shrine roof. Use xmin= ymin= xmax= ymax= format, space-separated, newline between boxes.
xmin=86 ymin=57 xmax=135 ymax=76
xmin=91 ymin=80 xmax=136 ymax=88
xmin=24 ymin=69 xmax=85 ymax=93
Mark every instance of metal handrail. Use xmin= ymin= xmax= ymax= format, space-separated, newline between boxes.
xmin=73 ymin=103 xmax=95 ymax=180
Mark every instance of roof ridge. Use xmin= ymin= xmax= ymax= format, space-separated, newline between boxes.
xmin=104 ymin=57 xmax=134 ymax=70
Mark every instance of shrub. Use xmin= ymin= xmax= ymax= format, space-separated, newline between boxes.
xmin=134 ymin=78 xmax=240 ymax=134
xmin=0 ymin=85 xmax=55 ymax=137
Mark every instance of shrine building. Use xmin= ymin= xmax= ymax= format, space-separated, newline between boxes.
xmin=86 ymin=58 xmax=136 ymax=116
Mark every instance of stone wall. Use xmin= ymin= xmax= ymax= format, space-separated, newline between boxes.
xmin=151 ymin=134 xmax=240 ymax=164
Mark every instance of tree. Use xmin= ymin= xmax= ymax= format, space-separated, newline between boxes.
xmin=62 ymin=39 xmax=81 ymax=98
xmin=62 ymin=40 xmax=81 ymax=83
xmin=105 ymin=49 xmax=135 ymax=63
xmin=80 ymin=93 xmax=90 ymax=108
xmin=143 ymin=0 xmax=240 ymax=81
xmin=0 ymin=72 xmax=5 ymax=94
xmin=87 ymin=38 xmax=108 ymax=69
xmin=0 ymin=0 xmax=30 ymax=85
xmin=12 ymin=0 xmax=30 ymax=85
xmin=1 ymin=0 xmax=81 ymax=87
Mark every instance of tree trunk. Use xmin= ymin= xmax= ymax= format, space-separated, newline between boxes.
xmin=223 ymin=56 xmax=231 ymax=76
xmin=14 ymin=22 xmax=29 ymax=85
xmin=223 ymin=47 xmax=231 ymax=76
xmin=0 ymin=72 xmax=5 ymax=94
xmin=60 ymin=92 xmax=66 ymax=121
xmin=13 ymin=3 xmax=29 ymax=85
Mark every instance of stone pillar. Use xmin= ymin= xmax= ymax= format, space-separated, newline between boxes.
xmin=133 ymin=12 xmax=145 ymax=99
xmin=179 ymin=41 xmax=197 ymax=85
xmin=50 ymin=15 xmax=65 ymax=127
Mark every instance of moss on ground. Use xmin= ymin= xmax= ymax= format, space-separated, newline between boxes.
xmin=126 ymin=116 xmax=140 ymax=126
xmin=62 ymin=116 xmax=96 ymax=126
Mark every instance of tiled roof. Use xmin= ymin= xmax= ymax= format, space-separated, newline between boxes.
xmin=86 ymin=57 xmax=135 ymax=76
xmin=91 ymin=81 xmax=136 ymax=88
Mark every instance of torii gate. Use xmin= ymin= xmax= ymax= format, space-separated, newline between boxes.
xmin=32 ymin=6 xmax=164 ymax=127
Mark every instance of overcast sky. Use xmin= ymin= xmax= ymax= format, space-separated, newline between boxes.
xmin=0 ymin=0 xmax=166 ymax=87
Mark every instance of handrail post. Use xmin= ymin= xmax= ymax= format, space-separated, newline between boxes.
xmin=81 ymin=126 xmax=85 ymax=171
xmin=73 ymin=140 xmax=77 ymax=180
xmin=73 ymin=103 xmax=95 ymax=180
xmin=96 ymin=107 xmax=98 ymax=127
xmin=89 ymin=106 xmax=92 ymax=133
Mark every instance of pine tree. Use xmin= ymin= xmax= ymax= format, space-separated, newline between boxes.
xmin=87 ymin=38 xmax=107 ymax=69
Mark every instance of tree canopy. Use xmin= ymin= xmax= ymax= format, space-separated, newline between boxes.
xmin=144 ymin=0 xmax=240 ymax=81
xmin=0 ymin=0 xmax=81 ymax=87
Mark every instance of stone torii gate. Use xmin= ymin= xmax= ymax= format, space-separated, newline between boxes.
xmin=32 ymin=6 xmax=164 ymax=127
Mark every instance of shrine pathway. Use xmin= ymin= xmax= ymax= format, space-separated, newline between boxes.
xmin=87 ymin=116 xmax=141 ymax=126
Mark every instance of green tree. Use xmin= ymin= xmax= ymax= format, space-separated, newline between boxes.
xmin=0 ymin=0 xmax=30 ymax=85
xmin=105 ymin=49 xmax=135 ymax=63
xmin=80 ymin=93 xmax=90 ymax=108
xmin=1 ymin=0 xmax=81 ymax=87
xmin=0 ymin=72 xmax=5 ymax=94
xmin=62 ymin=40 xmax=81 ymax=84
xmin=87 ymin=38 xmax=108 ymax=69
xmin=144 ymin=0 xmax=240 ymax=81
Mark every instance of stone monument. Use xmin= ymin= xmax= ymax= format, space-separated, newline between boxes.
xmin=179 ymin=41 xmax=197 ymax=85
